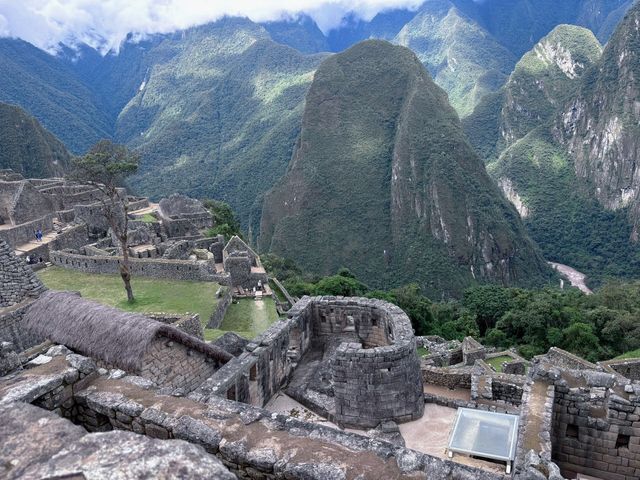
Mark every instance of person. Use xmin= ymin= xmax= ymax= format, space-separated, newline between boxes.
xmin=25 ymin=255 xmax=30 ymax=264
xmin=37 ymin=229 xmax=43 ymax=242
xmin=34 ymin=230 xmax=39 ymax=242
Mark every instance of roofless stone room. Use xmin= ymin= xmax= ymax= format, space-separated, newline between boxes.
xmin=3 ymin=0 xmax=640 ymax=478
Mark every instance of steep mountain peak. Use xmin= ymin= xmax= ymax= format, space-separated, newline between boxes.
xmin=394 ymin=0 xmax=516 ymax=117
xmin=501 ymin=24 xmax=602 ymax=147
xmin=259 ymin=39 xmax=550 ymax=297
xmin=555 ymin=1 xmax=640 ymax=238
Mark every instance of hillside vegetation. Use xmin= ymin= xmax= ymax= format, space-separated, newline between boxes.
xmin=0 ymin=103 xmax=71 ymax=178
xmin=260 ymin=40 xmax=551 ymax=298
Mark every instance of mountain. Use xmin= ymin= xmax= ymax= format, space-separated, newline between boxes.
xmin=465 ymin=25 xmax=602 ymax=162
xmin=261 ymin=15 xmax=329 ymax=54
xmin=326 ymin=9 xmax=419 ymax=52
xmin=259 ymin=40 xmax=551 ymax=297
xmin=464 ymin=15 xmax=640 ymax=284
xmin=0 ymin=102 xmax=71 ymax=178
xmin=394 ymin=0 xmax=516 ymax=117
xmin=0 ymin=39 xmax=111 ymax=154
xmin=454 ymin=0 xmax=634 ymax=57
xmin=555 ymin=1 xmax=640 ymax=241
xmin=114 ymin=18 xmax=326 ymax=229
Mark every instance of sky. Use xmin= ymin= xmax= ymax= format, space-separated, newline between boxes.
xmin=0 ymin=0 xmax=425 ymax=54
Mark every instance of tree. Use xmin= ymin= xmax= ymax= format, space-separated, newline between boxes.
xmin=70 ymin=140 xmax=139 ymax=302
xmin=203 ymin=200 xmax=243 ymax=240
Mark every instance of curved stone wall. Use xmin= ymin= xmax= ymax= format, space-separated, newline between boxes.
xmin=311 ymin=298 xmax=424 ymax=428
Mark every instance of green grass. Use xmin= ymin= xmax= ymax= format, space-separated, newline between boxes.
xmin=38 ymin=267 xmax=281 ymax=343
xmin=139 ymin=213 xmax=158 ymax=223
xmin=208 ymin=298 xmax=280 ymax=341
xmin=486 ymin=355 xmax=514 ymax=372
xmin=416 ymin=346 xmax=430 ymax=358
xmin=614 ymin=349 xmax=640 ymax=360
xmin=38 ymin=266 xmax=220 ymax=321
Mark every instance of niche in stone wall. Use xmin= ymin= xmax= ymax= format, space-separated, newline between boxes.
xmin=566 ymin=424 xmax=578 ymax=439
xmin=227 ymin=385 xmax=236 ymax=401
xmin=616 ymin=433 xmax=630 ymax=449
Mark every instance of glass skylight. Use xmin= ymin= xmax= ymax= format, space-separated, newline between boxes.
xmin=447 ymin=408 xmax=520 ymax=473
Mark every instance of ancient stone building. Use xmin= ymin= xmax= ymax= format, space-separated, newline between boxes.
xmin=0 ymin=239 xmax=46 ymax=351
xmin=24 ymin=291 xmax=232 ymax=393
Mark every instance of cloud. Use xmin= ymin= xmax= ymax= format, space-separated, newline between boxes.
xmin=0 ymin=0 xmax=424 ymax=54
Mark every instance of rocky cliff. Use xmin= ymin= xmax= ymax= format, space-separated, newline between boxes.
xmin=555 ymin=3 xmax=640 ymax=239
xmin=259 ymin=40 xmax=551 ymax=297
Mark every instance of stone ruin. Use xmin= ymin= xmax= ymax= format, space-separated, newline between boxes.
xmin=2 ymin=268 xmax=640 ymax=479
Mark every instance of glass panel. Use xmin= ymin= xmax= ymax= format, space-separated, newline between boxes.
xmin=448 ymin=408 xmax=519 ymax=461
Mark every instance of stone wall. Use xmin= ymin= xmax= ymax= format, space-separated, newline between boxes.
xmin=462 ymin=336 xmax=486 ymax=366
xmin=140 ymin=337 xmax=219 ymax=393
xmin=422 ymin=365 xmax=472 ymax=389
xmin=148 ymin=313 xmax=204 ymax=340
xmin=50 ymin=250 xmax=229 ymax=283
xmin=536 ymin=360 xmax=640 ymax=480
xmin=208 ymin=287 xmax=232 ymax=329
xmin=0 ymin=215 xmax=54 ymax=248
xmin=601 ymin=358 xmax=640 ymax=381
xmin=73 ymin=203 xmax=124 ymax=238
xmin=0 ymin=239 xmax=46 ymax=307
xmin=545 ymin=347 xmax=600 ymax=371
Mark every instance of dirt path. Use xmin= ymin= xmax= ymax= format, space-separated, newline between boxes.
xmin=549 ymin=262 xmax=592 ymax=295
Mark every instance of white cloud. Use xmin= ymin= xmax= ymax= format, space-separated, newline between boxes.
xmin=0 ymin=0 xmax=423 ymax=54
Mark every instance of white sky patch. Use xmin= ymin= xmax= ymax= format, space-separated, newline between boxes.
xmin=0 ymin=0 xmax=423 ymax=54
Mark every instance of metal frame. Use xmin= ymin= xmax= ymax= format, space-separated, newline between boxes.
xmin=446 ymin=408 xmax=520 ymax=474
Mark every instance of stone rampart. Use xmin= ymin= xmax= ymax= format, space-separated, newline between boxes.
xmin=50 ymin=250 xmax=229 ymax=283
xmin=422 ymin=365 xmax=472 ymax=389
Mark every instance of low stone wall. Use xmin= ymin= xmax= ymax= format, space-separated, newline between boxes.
xmin=208 ymin=287 xmax=232 ymax=329
xmin=148 ymin=313 xmax=204 ymax=340
xmin=56 ymin=209 xmax=75 ymax=224
xmin=545 ymin=347 xmax=600 ymax=371
xmin=50 ymin=250 xmax=229 ymax=283
xmin=600 ymin=357 xmax=640 ymax=381
xmin=0 ymin=215 xmax=54 ymax=248
xmin=422 ymin=365 xmax=472 ymax=389
xmin=128 ymin=198 xmax=149 ymax=211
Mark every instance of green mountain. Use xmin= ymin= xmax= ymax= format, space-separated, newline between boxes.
xmin=465 ymin=15 xmax=640 ymax=285
xmin=555 ymin=1 xmax=640 ymax=241
xmin=0 ymin=39 xmax=111 ymax=153
xmin=261 ymin=15 xmax=329 ymax=54
xmin=0 ymin=102 xmax=71 ymax=178
xmin=394 ymin=0 xmax=516 ymax=117
xmin=259 ymin=40 xmax=552 ymax=298
xmin=114 ymin=18 xmax=326 ymax=229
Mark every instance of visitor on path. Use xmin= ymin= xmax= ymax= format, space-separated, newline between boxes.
xmin=34 ymin=230 xmax=39 ymax=242
xmin=37 ymin=229 xmax=43 ymax=242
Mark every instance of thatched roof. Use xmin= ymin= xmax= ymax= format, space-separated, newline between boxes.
xmin=24 ymin=291 xmax=232 ymax=372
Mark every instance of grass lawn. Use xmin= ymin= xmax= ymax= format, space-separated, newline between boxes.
xmin=38 ymin=267 xmax=281 ymax=343
xmin=615 ymin=349 xmax=640 ymax=360
xmin=208 ymin=298 xmax=279 ymax=341
xmin=416 ymin=346 xmax=429 ymax=358
xmin=38 ymin=266 xmax=219 ymax=329
xmin=139 ymin=213 xmax=159 ymax=223
xmin=486 ymin=355 xmax=514 ymax=372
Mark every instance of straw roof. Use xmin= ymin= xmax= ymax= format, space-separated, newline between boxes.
xmin=24 ymin=291 xmax=232 ymax=371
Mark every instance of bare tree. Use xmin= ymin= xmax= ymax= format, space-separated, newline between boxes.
xmin=70 ymin=140 xmax=140 ymax=302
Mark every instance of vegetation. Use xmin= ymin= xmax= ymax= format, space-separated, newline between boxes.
xmin=0 ymin=102 xmax=71 ymax=177
xmin=70 ymin=140 xmax=140 ymax=302
xmin=486 ymin=355 xmax=514 ymax=372
xmin=37 ymin=267 xmax=220 ymax=323
xmin=0 ymin=38 xmax=111 ymax=153
xmin=260 ymin=40 xmax=551 ymax=299
xmin=263 ymin=254 xmax=640 ymax=363
xmin=212 ymin=298 xmax=279 ymax=341
xmin=203 ymin=199 xmax=243 ymax=239
xmin=394 ymin=2 xmax=516 ymax=117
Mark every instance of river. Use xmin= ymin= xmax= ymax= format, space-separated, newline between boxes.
xmin=548 ymin=262 xmax=592 ymax=295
